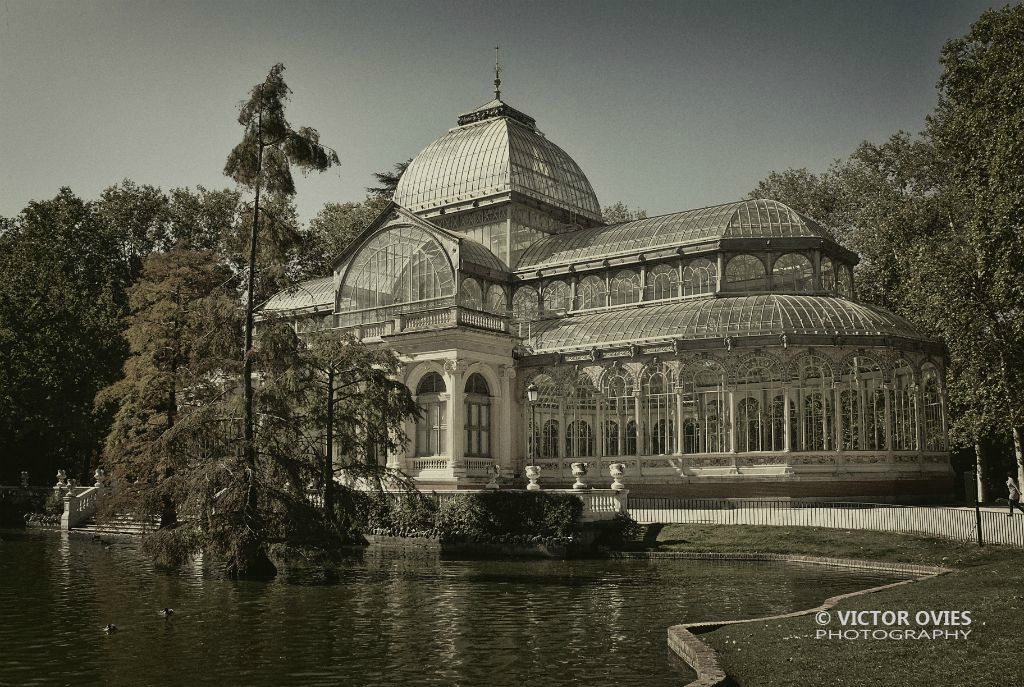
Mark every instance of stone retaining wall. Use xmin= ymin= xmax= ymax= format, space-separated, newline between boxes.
xmin=612 ymin=551 xmax=951 ymax=687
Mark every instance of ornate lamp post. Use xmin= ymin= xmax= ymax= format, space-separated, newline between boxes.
xmin=525 ymin=382 xmax=541 ymax=490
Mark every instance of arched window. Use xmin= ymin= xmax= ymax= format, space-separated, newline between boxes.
xmin=485 ymin=284 xmax=507 ymax=314
xmin=682 ymin=259 xmax=717 ymax=296
xmin=609 ymin=270 xmax=641 ymax=306
xmin=768 ymin=394 xmax=797 ymax=452
xmin=604 ymin=370 xmax=636 ymax=455
xmin=566 ymin=376 xmax=598 ymax=458
xmin=460 ymin=278 xmax=483 ymax=309
xmin=772 ymin=253 xmax=813 ymax=292
xmin=724 ymin=255 xmax=768 ymax=291
xmin=542 ymin=280 xmax=571 ymax=313
xmin=624 ymin=420 xmax=638 ymax=456
xmin=464 ymin=373 xmax=490 ymax=458
xmin=736 ymin=358 xmax=787 ymax=451
xmin=821 ymin=257 xmax=836 ymax=292
xmin=526 ymin=374 xmax=561 ymax=459
xmin=839 ymin=357 xmax=886 ymax=451
xmin=837 ymin=265 xmax=853 ymax=298
xmin=796 ymin=357 xmax=834 ymax=451
xmin=512 ymin=286 xmax=539 ymax=337
xmin=647 ymin=264 xmax=678 ymax=301
xmin=604 ymin=420 xmax=620 ymax=456
xmin=542 ymin=420 xmax=560 ymax=458
xmin=566 ymin=421 xmax=594 ymax=458
xmin=683 ymin=418 xmax=699 ymax=454
xmin=339 ymin=226 xmax=455 ymax=324
xmin=577 ymin=275 xmax=606 ymax=310
xmin=643 ymin=365 xmax=676 ymax=455
xmin=737 ymin=398 xmax=761 ymax=453
xmin=892 ymin=360 xmax=918 ymax=451
xmin=680 ymin=363 xmax=729 ymax=452
xmin=415 ymin=372 xmax=447 ymax=457
xmin=605 ymin=370 xmax=635 ymax=412
xmin=922 ymin=363 xmax=945 ymax=451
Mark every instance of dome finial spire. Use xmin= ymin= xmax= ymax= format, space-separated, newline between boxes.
xmin=494 ymin=45 xmax=502 ymax=99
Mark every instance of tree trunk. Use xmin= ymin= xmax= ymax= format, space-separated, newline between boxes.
xmin=243 ymin=183 xmax=260 ymax=476
xmin=324 ymin=368 xmax=335 ymax=524
xmin=974 ymin=439 xmax=987 ymax=503
xmin=242 ymin=88 xmax=265 ymax=522
xmin=1013 ymin=426 xmax=1024 ymax=489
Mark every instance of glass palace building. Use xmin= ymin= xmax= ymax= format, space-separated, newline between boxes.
xmin=260 ymin=97 xmax=952 ymax=498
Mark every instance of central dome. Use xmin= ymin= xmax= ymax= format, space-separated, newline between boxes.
xmin=393 ymin=98 xmax=602 ymax=222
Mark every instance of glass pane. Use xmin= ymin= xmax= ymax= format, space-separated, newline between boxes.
xmin=339 ymin=225 xmax=455 ymax=323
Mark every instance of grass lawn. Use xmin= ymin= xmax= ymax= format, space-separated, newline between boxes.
xmin=629 ymin=524 xmax=1024 ymax=687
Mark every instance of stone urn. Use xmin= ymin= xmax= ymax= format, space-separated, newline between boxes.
xmin=94 ymin=468 xmax=106 ymax=488
xmin=609 ymin=463 xmax=626 ymax=491
xmin=571 ymin=462 xmax=589 ymax=490
xmin=20 ymin=471 xmax=29 ymax=488
xmin=525 ymin=465 xmax=542 ymax=491
xmin=55 ymin=470 xmax=68 ymax=489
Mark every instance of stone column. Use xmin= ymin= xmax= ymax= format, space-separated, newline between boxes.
xmin=633 ymin=389 xmax=643 ymax=476
xmin=728 ymin=388 xmax=738 ymax=454
xmin=633 ymin=389 xmax=644 ymax=452
xmin=388 ymin=365 xmax=406 ymax=470
xmin=716 ymin=254 xmax=725 ymax=292
xmin=858 ymin=381 xmax=868 ymax=449
xmin=912 ymin=383 xmax=924 ymax=454
xmin=782 ymin=385 xmax=792 ymax=452
xmin=832 ymin=382 xmax=842 ymax=453
xmin=638 ymin=263 xmax=647 ymax=302
xmin=883 ymin=382 xmax=894 ymax=454
xmin=674 ymin=388 xmax=685 ymax=455
xmin=499 ymin=365 xmax=516 ymax=472
xmin=444 ymin=359 xmax=467 ymax=477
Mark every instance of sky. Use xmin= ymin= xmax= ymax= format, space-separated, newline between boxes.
xmin=0 ymin=0 xmax=1003 ymax=225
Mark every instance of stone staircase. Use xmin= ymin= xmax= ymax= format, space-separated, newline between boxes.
xmin=73 ymin=513 xmax=158 ymax=537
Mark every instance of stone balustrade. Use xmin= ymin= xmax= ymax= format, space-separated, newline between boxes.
xmin=60 ymin=485 xmax=103 ymax=530
xmin=345 ymin=306 xmax=509 ymax=340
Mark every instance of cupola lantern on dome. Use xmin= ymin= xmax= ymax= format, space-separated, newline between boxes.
xmin=393 ymin=78 xmax=603 ymax=267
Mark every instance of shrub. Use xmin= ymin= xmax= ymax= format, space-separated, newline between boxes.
xmin=345 ymin=489 xmax=437 ymax=536
xmin=341 ymin=489 xmax=585 ymax=543
xmin=434 ymin=491 xmax=583 ymax=540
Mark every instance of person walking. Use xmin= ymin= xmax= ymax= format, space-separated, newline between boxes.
xmin=1007 ymin=473 xmax=1024 ymax=517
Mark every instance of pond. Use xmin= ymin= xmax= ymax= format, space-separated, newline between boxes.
xmin=0 ymin=530 xmax=904 ymax=686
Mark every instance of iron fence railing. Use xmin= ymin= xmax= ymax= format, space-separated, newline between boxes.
xmin=627 ymin=497 xmax=1024 ymax=548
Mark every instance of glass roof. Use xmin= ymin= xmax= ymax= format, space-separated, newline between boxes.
xmin=525 ymin=294 xmax=925 ymax=352
xmin=394 ymin=100 xmax=602 ymax=222
xmin=259 ymin=276 xmax=334 ymax=314
xmin=516 ymin=199 xmax=831 ymax=270
xmin=460 ymin=237 xmax=508 ymax=273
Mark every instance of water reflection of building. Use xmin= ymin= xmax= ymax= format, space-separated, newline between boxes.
xmin=260 ymin=94 xmax=952 ymax=499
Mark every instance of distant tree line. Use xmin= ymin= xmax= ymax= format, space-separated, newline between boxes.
xmin=747 ymin=5 xmax=1024 ymax=498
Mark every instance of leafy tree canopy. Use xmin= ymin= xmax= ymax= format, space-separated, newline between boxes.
xmin=601 ymin=201 xmax=647 ymax=224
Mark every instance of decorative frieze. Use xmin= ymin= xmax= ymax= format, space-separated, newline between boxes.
xmin=739 ymin=455 xmax=788 ymax=466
